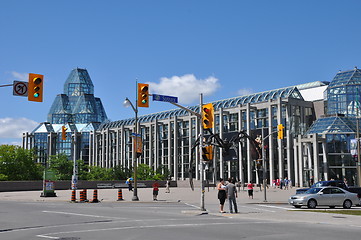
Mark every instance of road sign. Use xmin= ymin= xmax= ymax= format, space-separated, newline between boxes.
xmin=13 ymin=81 xmax=28 ymax=97
xmin=152 ymin=94 xmax=178 ymax=103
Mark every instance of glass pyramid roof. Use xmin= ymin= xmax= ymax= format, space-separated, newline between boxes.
xmin=47 ymin=68 xmax=108 ymax=124
xmin=306 ymin=116 xmax=360 ymax=135
xmin=328 ymin=68 xmax=361 ymax=88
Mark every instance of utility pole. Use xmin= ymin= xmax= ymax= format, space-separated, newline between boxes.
xmin=199 ymin=93 xmax=206 ymax=211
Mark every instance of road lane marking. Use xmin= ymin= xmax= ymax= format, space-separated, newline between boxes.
xmin=240 ymin=206 xmax=275 ymax=212
xmin=256 ymin=204 xmax=294 ymax=210
xmin=36 ymin=221 xmax=271 ymax=239
xmin=42 ymin=211 xmax=127 ymax=219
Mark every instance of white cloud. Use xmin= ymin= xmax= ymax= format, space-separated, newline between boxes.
xmin=11 ymin=71 xmax=28 ymax=82
xmin=237 ymin=88 xmax=254 ymax=96
xmin=148 ymin=74 xmax=221 ymax=104
xmin=0 ymin=118 xmax=38 ymax=139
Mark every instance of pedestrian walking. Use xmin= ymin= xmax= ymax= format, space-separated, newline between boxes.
xmin=126 ymin=177 xmax=133 ymax=191
xmin=217 ymin=178 xmax=227 ymax=213
xmin=165 ymin=179 xmax=170 ymax=193
xmin=152 ymin=180 xmax=160 ymax=201
xmin=226 ymin=178 xmax=238 ymax=213
xmin=284 ymin=177 xmax=289 ymax=190
xmin=247 ymin=182 xmax=254 ymax=199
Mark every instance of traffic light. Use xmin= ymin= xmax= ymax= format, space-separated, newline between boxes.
xmin=202 ymin=103 xmax=214 ymax=129
xmin=28 ymin=73 xmax=44 ymax=102
xmin=277 ymin=124 xmax=284 ymax=139
xmin=137 ymin=83 xmax=149 ymax=107
xmin=61 ymin=126 xmax=67 ymax=140
xmin=202 ymin=145 xmax=213 ymax=161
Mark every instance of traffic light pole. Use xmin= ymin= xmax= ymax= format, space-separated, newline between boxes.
xmin=123 ymin=97 xmax=139 ymax=201
xmin=199 ymin=93 xmax=206 ymax=211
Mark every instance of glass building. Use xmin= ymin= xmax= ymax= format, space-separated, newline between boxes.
xmin=299 ymin=67 xmax=361 ymax=186
xmin=23 ymin=67 xmax=361 ymax=187
xmin=89 ymin=80 xmax=328 ymax=186
xmin=23 ymin=68 xmax=108 ymax=165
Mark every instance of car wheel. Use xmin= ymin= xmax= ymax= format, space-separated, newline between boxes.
xmin=307 ymin=199 xmax=317 ymax=209
xmin=294 ymin=205 xmax=301 ymax=208
xmin=343 ymin=200 xmax=352 ymax=209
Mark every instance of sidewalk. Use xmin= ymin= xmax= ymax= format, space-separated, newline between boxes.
xmin=0 ymin=186 xmax=295 ymax=205
xmin=2 ymin=187 xmax=361 ymax=227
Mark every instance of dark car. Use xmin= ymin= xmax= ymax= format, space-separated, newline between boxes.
xmin=296 ymin=180 xmax=347 ymax=194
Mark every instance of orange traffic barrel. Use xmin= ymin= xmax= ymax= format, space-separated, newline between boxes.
xmin=71 ymin=190 xmax=76 ymax=202
xmin=117 ymin=189 xmax=124 ymax=201
xmin=83 ymin=189 xmax=88 ymax=202
xmin=80 ymin=189 xmax=85 ymax=202
xmin=91 ymin=189 xmax=99 ymax=203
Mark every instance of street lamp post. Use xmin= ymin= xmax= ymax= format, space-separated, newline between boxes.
xmin=123 ymin=97 xmax=139 ymax=201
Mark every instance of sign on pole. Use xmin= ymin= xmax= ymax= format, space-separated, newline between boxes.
xmin=152 ymin=94 xmax=178 ymax=103
xmin=13 ymin=81 xmax=28 ymax=97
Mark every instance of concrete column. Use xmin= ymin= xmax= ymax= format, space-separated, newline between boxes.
xmin=154 ymin=120 xmax=159 ymax=172
xmin=277 ymin=98 xmax=284 ymax=179
xmin=313 ymin=134 xmax=319 ymax=182
xmin=238 ymin=109 xmax=244 ymax=184
xmin=101 ymin=130 xmax=105 ymax=168
xmin=168 ymin=120 xmax=172 ymax=175
xmin=298 ymin=135 xmax=304 ymax=187
xmin=120 ymin=126 xmax=125 ymax=167
xmin=149 ymin=124 xmax=153 ymax=169
xmin=94 ymin=132 xmax=99 ymax=166
xmin=322 ymin=138 xmax=328 ymax=180
xmin=246 ymin=103 xmax=252 ymax=183
xmin=293 ymin=138 xmax=299 ymax=187
xmin=173 ymin=117 xmax=179 ymax=180
xmin=286 ymin=104 xmax=292 ymax=181
xmin=115 ymin=128 xmax=119 ymax=166
xmin=219 ymin=107 xmax=224 ymax=179
xmin=268 ymin=103 xmax=274 ymax=185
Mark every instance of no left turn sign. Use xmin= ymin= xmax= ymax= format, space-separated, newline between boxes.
xmin=13 ymin=81 xmax=28 ymax=97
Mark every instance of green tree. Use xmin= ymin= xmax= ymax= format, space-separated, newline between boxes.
xmin=0 ymin=145 xmax=43 ymax=180
xmin=87 ymin=166 xmax=114 ymax=180
xmin=48 ymin=153 xmax=73 ymax=180
xmin=113 ymin=165 xmax=132 ymax=180
xmin=156 ymin=164 xmax=171 ymax=180
xmin=137 ymin=164 xmax=155 ymax=180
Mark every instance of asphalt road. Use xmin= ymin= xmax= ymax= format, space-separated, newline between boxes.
xmin=1 ymin=200 xmax=361 ymax=240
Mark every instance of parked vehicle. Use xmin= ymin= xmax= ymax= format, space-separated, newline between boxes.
xmin=289 ymin=187 xmax=360 ymax=209
xmin=297 ymin=180 xmax=347 ymax=194
xmin=296 ymin=180 xmax=361 ymax=198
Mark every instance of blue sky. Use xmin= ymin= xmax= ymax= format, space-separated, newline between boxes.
xmin=1 ymin=0 xmax=361 ymax=145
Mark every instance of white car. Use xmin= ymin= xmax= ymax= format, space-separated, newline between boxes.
xmin=289 ymin=187 xmax=360 ymax=209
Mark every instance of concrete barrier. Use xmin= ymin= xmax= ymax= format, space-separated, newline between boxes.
xmin=0 ymin=180 xmax=177 ymax=192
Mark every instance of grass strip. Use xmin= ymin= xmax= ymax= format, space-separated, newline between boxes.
xmin=302 ymin=210 xmax=361 ymax=216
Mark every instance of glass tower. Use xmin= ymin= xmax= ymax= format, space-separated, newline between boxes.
xmin=23 ymin=68 xmax=108 ymax=165
xmin=306 ymin=67 xmax=361 ymax=184
xmin=48 ymin=68 xmax=107 ymax=124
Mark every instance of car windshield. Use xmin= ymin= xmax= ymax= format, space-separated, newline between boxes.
xmin=312 ymin=182 xmax=328 ymax=187
xmin=304 ymin=188 xmax=321 ymax=194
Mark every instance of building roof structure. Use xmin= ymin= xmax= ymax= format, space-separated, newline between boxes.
xmin=99 ymin=81 xmax=325 ymax=130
